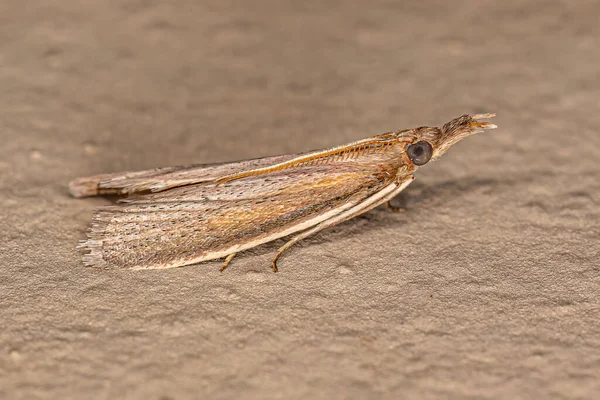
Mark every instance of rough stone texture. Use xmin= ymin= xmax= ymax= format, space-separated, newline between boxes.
xmin=1 ymin=1 xmax=598 ymax=399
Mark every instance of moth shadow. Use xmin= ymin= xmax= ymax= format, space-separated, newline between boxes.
xmin=299 ymin=175 xmax=513 ymax=246
xmin=235 ymin=175 xmax=515 ymax=265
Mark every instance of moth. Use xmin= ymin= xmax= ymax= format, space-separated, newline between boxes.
xmin=70 ymin=113 xmax=496 ymax=272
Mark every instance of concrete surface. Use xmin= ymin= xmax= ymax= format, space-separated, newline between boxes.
xmin=1 ymin=1 xmax=598 ymax=399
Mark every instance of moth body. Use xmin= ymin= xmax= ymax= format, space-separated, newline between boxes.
xmin=70 ymin=114 xmax=496 ymax=271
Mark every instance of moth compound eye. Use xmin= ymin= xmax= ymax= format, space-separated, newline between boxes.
xmin=407 ymin=141 xmax=433 ymax=166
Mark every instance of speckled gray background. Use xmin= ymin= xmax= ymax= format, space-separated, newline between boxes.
xmin=1 ymin=1 xmax=599 ymax=399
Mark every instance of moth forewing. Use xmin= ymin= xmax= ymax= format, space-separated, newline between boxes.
xmin=77 ymin=138 xmax=411 ymax=270
xmin=214 ymin=133 xmax=401 ymax=185
xmin=68 ymin=153 xmax=304 ymax=198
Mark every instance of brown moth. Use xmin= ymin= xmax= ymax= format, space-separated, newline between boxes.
xmin=70 ymin=114 xmax=496 ymax=272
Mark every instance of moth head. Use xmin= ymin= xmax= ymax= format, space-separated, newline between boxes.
xmin=402 ymin=113 xmax=496 ymax=167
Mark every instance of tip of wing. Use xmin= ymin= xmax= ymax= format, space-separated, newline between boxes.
xmin=77 ymin=239 xmax=108 ymax=268
xmin=76 ymin=207 xmax=116 ymax=268
xmin=69 ymin=177 xmax=101 ymax=198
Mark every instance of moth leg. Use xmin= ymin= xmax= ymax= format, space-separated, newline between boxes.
xmin=271 ymin=240 xmax=298 ymax=272
xmin=271 ymin=177 xmax=415 ymax=271
xmin=270 ymin=206 xmax=373 ymax=272
xmin=385 ymin=200 xmax=405 ymax=213
xmin=220 ymin=253 xmax=237 ymax=272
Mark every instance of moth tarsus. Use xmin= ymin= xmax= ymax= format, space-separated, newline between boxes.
xmin=71 ymin=113 xmax=497 ymax=272
xmin=220 ymin=253 xmax=237 ymax=272
xmin=385 ymin=201 xmax=406 ymax=213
